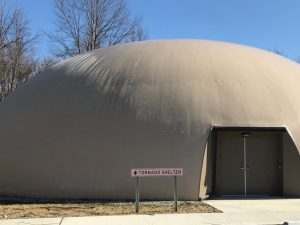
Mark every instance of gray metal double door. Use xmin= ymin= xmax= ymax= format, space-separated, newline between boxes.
xmin=215 ymin=131 xmax=282 ymax=196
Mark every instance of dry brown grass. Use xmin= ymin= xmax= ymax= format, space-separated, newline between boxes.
xmin=0 ymin=201 xmax=221 ymax=219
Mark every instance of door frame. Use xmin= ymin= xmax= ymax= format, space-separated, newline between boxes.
xmin=211 ymin=126 xmax=286 ymax=197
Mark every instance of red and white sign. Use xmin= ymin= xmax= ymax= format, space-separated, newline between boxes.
xmin=131 ymin=168 xmax=183 ymax=177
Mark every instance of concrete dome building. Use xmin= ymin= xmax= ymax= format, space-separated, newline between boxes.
xmin=0 ymin=40 xmax=300 ymax=200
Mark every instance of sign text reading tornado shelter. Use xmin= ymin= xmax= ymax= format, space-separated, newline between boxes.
xmin=131 ymin=168 xmax=183 ymax=177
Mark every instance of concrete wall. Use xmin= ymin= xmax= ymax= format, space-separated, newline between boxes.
xmin=0 ymin=74 xmax=208 ymax=200
xmin=283 ymin=132 xmax=300 ymax=197
xmin=199 ymin=132 xmax=213 ymax=199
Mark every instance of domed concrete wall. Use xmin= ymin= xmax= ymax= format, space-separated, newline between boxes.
xmin=0 ymin=40 xmax=300 ymax=200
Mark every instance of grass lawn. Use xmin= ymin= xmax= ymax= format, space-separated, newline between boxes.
xmin=0 ymin=200 xmax=221 ymax=219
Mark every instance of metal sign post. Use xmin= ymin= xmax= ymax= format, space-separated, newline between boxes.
xmin=135 ymin=177 xmax=140 ymax=213
xmin=131 ymin=168 xmax=183 ymax=213
xmin=174 ymin=176 xmax=178 ymax=212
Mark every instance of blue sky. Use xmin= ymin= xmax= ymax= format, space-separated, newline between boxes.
xmin=9 ymin=0 xmax=300 ymax=61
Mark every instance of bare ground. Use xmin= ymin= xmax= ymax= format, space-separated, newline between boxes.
xmin=0 ymin=201 xmax=221 ymax=219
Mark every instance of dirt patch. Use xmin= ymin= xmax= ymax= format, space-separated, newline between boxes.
xmin=0 ymin=201 xmax=221 ymax=219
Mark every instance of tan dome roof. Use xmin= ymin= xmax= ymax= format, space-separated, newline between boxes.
xmin=51 ymin=40 xmax=300 ymax=148
xmin=0 ymin=40 xmax=299 ymax=199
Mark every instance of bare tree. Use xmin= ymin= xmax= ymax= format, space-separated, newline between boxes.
xmin=35 ymin=57 xmax=58 ymax=73
xmin=49 ymin=0 xmax=147 ymax=58
xmin=0 ymin=2 xmax=38 ymax=101
xmin=127 ymin=23 xmax=148 ymax=42
xmin=270 ymin=48 xmax=300 ymax=62
xmin=272 ymin=48 xmax=286 ymax=57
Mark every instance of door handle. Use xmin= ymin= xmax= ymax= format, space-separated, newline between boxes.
xmin=240 ymin=167 xmax=250 ymax=170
